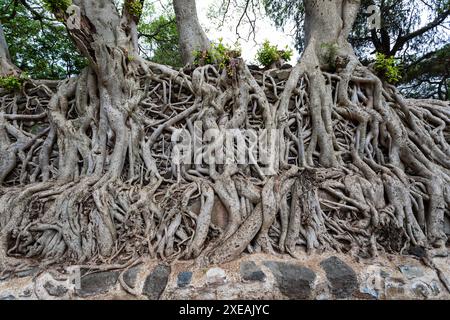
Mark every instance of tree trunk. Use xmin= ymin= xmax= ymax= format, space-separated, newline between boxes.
xmin=173 ymin=0 xmax=210 ymax=65
xmin=0 ymin=23 xmax=19 ymax=76
xmin=0 ymin=0 xmax=448 ymax=272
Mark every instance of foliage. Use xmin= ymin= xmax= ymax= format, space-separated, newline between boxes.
xmin=255 ymin=40 xmax=293 ymax=67
xmin=137 ymin=2 xmax=183 ymax=67
xmin=193 ymin=38 xmax=242 ymax=75
xmin=320 ymin=43 xmax=339 ymax=69
xmin=400 ymin=44 xmax=450 ymax=100
xmin=1 ymin=0 xmax=87 ymax=79
xmin=263 ymin=0 xmax=449 ymax=98
xmin=42 ymin=0 xmax=72 ymax=12
xmin=374 ymin=53 xmax=402 ymax=83
xmin=125 ymin=0 xmax=143 ymax=17
xmin=0 ymin=73 xmax=28 ymax=91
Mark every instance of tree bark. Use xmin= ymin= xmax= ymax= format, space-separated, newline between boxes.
xmin=0 ymin=0 xmax=448 ymax=271
xmin=173 ymin=0 xmax=210 ymax=65
xmin=0 ymin=23 xmax=19 ymax=76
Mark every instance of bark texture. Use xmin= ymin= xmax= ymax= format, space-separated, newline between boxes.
xmin=0 ymin=24 xmax=19 ymax=76
xmin=173 ymin=0 xmax=210 ymax=65
xmin=0 ymin=0 xmax=449 ymax=276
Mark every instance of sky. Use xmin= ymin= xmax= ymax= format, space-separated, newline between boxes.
xmin=153 ymin=0 xmax=301 ymax=65
xmin=151 ymin=0 xmax=449 ymax=66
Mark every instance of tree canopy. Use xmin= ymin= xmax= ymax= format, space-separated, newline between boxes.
xmin=0 ymin=0 xmax=182 ymax=78
xmin=263 ymin=0 xmax=449 ymax=99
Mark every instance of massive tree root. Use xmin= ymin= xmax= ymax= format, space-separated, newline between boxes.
xmin=0 ymin=0 xmax=448 ymax=276
xmin=0 ymin=51 xmax=448 ymax=274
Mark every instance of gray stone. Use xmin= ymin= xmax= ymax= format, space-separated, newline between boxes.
xmin=16 ymin=267 xmax=39 ymax=278
xmin=206 ymin=267 xmax=227 ymax=286
xmin=320 ymin=256 xmax=358 ymax=298
xmin=412 ymin=281 xmax=430 ymax=298
xmin=123 ymin=265 xmax=141 ymax=289
xmin=263 ymin=261 xmax=316 ymax=299
xmin=19 ymin=288 xmax=32 ymax=298
xmin=44 ymin=281 xmax=68 ymax=297
xmin=276 ymin=70 xmax=291 ymax=81
xmin=360 ymin=286 xmax=379 ymax=299
xmin=399 ymin=265 xmax=424 ymax=279
xmin=408 ymin=246 xmax=426 ymax=258
xmin=0 ymin=294 xmax=16 ymax=300
xmin=240 ymin=261 xmax=266 ymax=282
xmin=380 ymin=270 xmax=390 ymax=278
xmin=385 ymin=282 xmax=405 ymax=297
xmin=430 ymin=280 xmax=441 ymax=296
xmin=280 ymin=63 xmax=293 ymax=70
xmin=177 ymin=271 xmax=193 ymax=288
xmin=142 ymin=264 xmax=171 ymax=300
xmin=248 ymin=64 xmax=261 ymax=71
xmin=76 ymin=270 xmax=120 ymax=297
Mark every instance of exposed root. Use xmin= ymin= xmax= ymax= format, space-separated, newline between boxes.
xmin=0 ymin=54 xmax=449 ymax=272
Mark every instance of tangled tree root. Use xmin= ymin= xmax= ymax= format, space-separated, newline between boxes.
xmin=0 ymin=57 xmax=449 ymax=274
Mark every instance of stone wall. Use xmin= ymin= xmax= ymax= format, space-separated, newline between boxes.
xmin=1 ymin=252 xmax=449 ymax=300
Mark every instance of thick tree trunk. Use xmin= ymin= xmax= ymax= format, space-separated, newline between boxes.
xmin=0 ymin=0 xmax=448 ymax=273
xmin=173 ymin=0 xmax=210 ymax=65
xmin=0 ymin=24 xmax=19 ymax=76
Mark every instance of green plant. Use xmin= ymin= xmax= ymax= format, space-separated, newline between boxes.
xmin=42 ymin=0 xmax=72 ymax=12
xmin=320 ymin=42 xmax=339 ymax=69
xmin=125 ymin=0 xmax=143 ymax=17
xmin=256 ymin=40 xmax=293 ymax=67
xmin=0 ymin=73 xmax=28 ymax=91
xmin=193 ymin=39 xmax=242 ymax=75
xmin=374 ymin=53 xmax=402 ymax=83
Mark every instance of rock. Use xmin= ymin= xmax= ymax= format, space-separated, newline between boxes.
xmin=240 ymin=261 xmax=266 ymax=282
xmin=399 ymin=265 xmax=424 ymax=279
xmin=320 ymin=256 xmax=358 ymax=298
xmin=280 ymin=63 xmax=293 ymax=70
xmin=380 ymin=270 xmax=390 ymax=278
xmin=44 ymin=281 xmax=69 ymax=297
xmin=408 ymin=246 xmax=426 ymax=258
xmin=430 ymin=280 xmax=441 ymax=296
xmin=360 ymin=286 xmax=379 ymax=299
xmin=263 ymin=261 xmax=316 ymax=299
xmin=16 ymin=267 xmax=39 ymax=278
xmin=142 ymin=264 xmax=171 ymax=300
xmin=412 ymin=281 xmax=430 ymax=298
xmin=385 ymin=282 xmax=405 ymax=297
xmin=76 ymin=270 xmax=120 ymax=297
xmin=123 ymin=266 xmax=141 ymax=289
xmin=177 ymin=271 xmax=193 ymax=288
xmin=353 ymin=291 xmax=377 ymax=300
xmin=0 ymin=294 xmax=16 ymax=300
xmin=248 ymin=65 xmax=261 ymax=71
xmin=19 ymin=288 xmax=32 ymax=298
xmin=276 ymin=70 xmax=291 ymax=81
xmin=206 ymin=267 xmax=227 ymax=286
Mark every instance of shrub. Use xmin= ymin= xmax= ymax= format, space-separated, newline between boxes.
xmin=256 ymin=40 xmax=293 ymax=67
xmin=0 ymin=73 xmax=28 ymax=92
xmin=193 ymin=38 xmax=242 ymax=75
xmin=125 ymin=0 xmax=143 ymax=17
xmin=320 ymin=42 xmax=339 ymax=69
xmin=374 ymin=53 xmax=402 ymax=83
